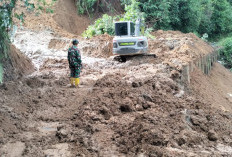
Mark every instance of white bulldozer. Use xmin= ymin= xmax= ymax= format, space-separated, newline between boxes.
xmin=113 ymin=19 xmax=150 ymax=60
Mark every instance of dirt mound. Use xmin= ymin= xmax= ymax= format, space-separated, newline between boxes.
xmin=53 ymin=0 xmax=90 ymax=35
xmin=48 ymin=38 xmax=71 ymax=50
xmin=2 ymin=39 xmax=232 ymax=156
xmin=56 ymin=73 xmax=232 ymax=156
xmin=149 ymin=30 xmax=214 ymax=69
xmin=81 ymin=30 xmax=213 ymax=60
xmin=9 ymin=45 xmax=34 ymax=75
xmin=2 ymin=45 xmax=34 ymax=82
xmin=13 ymin=0 xmax=89 ymax=37
xmin=14 ymin=0 xmax=123 ymax=37
xmin=81 ymin=34 xmax=113 ymax=58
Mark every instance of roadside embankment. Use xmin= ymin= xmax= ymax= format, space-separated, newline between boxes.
xmin=0 ymin=45 xmax=34 ymax=83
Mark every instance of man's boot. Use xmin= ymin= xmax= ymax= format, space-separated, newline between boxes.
xmin=70 ymin=77 xmax=75 ymax=87
xmin=75 ymin=78 xmax=80 ymax=87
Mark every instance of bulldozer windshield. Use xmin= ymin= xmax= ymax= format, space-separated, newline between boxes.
xmin=115 ymin=22 xmax=128 ymax=36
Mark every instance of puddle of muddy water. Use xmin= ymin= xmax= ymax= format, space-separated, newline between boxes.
xmin=228 ymin=93 xmax=232 ymax=97
xmin=38 ymin=122 xmax=60 ymax=136
xmin=42 ymin=127 xmax=57 ymax=131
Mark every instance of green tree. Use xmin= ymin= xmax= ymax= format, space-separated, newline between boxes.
xmin=219 ymin=37 xmax=232 ymax=70
xmin=198 ymin=0 xmax=213 ymax=36
xmin=227 ymin=0 xmax=232 ymax=5
xmin=168 ymin=0 xmax=202 ymax=33
xmin=139 ymin=0 xmax=171 ymax=30
xmin=210 ymin=0 xmax=232 ymax=37
xmin=77 ymin=0 xmax=97 ymax=17
xmin=82 ymin=14 xmax=115 ymax=38
xmin=82 ymin=0 xmax=154 ymax=38
xmin=121 ymin=0 xmax=145 ymax=22
xmin=0 ymin=0 xmax=23 ymax=58
xmin=138 ymin=0 xmax=203 ymax=33
xmin=0 ymin=0 xmax=19 ymax=83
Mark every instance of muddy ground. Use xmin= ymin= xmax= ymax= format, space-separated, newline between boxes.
xmin=1 ymin=45 xmax=232 ymax=156
xmin=1 ymin=0 xmax=232 ymax=156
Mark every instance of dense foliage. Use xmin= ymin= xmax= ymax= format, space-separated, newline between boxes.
xmin=77 ymin=0 xmax=97 ymax=17
xmin=0 ymin=0 xmax=16 ymax=58
xmin=0 ymin=0 xmax=18 ymax=83
xmin=219 ymin=37 xmax=232 ymax=71
xmin=82 ymin=0 xmax=154 ymax=38
xmin=138 ymin=0 xmax=232 ymax=38
xmin=80 ymin=0 xmax=232 ymax=39
xmin=82 ymin=14 xmax=115 ymax=37
xmin=82 ymin=0 xmax=144 ymax=38
xmin=210 ymin=0 xmax=232 ymax=38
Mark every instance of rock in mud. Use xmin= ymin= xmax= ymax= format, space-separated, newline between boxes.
xmin=132 ymin=81 xmax=142 ymax=88
xmin=208 ymin=130 xmax=218 ymax=141
xmin=99 ymin=107 xmax=111 ymax=120
xmin=119 ymin=104 xmax=132 ymax=112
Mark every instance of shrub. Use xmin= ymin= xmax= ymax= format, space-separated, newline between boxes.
xmin=77 ymin=0 xmax=97 ymax=16
xmin=82 ymin=14 xmax=115 ymax=38
xmin=219 ymin=37 xmax=232 ymax=69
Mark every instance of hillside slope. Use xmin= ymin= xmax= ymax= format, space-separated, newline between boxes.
xmin=191 ymin=63 xmax=232 ymax=112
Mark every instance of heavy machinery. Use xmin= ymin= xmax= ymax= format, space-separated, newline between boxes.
xmin=113 ymin=19 xmax=150 ymax=61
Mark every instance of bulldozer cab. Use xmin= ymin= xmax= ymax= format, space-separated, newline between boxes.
xmin=113 ymin=20 xmax=148 ymax=56
xmin=115 ymin=22 xmax=135 ymax=37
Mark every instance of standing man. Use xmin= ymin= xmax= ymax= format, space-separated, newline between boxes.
xmin=68 ymin=39 xmax=82 ymax=87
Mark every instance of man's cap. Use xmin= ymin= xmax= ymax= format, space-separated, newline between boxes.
xmin=72 ymin=39 xmax=79 ymax=45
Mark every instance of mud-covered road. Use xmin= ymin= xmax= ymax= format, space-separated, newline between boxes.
xmin=1 ymin=0 xmax=232 ymax=155
xmin=1 ymin=29 xmax=232 ymax=156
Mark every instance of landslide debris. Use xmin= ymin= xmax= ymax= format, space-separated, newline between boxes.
xmin=1 ymin=64 xmax=232 ymax=156
xmin=62 ymin=72 xmax=232 ymax=156
xmin=3 ymin=27 xmax=232 ymax=156
xmin=149 ymin=30 xmax=214 ymax=70
xmin=1 ymin=0 xmax=232 ymax=156
xmin=13 ymin=0 xmax=90 ymax=37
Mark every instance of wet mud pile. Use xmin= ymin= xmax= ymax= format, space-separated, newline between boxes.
xmin=1 ymin=45 xmax=34 ymax=82
xmin=2 ymin=30 xmax=232 ymax=156
xmin=1 ymin=0 xmax=232 ymax=156
xmin=0 ymin=74 xmax=87 ymax=156
xmin=149 ymin=30 xmax=214 ymax=71
xmin=81 ymin=34 xmax=114 ymax=58
xmin=59 ymin=73 xmax=232 ymax=156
